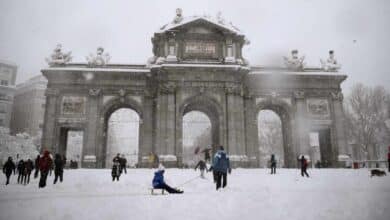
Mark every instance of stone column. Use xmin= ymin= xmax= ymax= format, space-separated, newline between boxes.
xmin=293 ymin=91 xmax=310 ymax=163
xmin=83 ymin=89 xmax=101 ymax=168
xmin=331 ymin=91 xmax=348 ymax=160
xmin=155 ymin=83 xmax=177 ymax=167
xmin=138 ymin=94 xmax=154 ymax=167
xmin=225 ymin=85 xmax=247 ymax=167
xmin=41 ymin=88 xmax=59 ymax=153
xmin=244 ymin=96 xmax=259 ymax=167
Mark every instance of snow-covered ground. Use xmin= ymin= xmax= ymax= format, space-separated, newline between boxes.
xmin=0 ymin=169 xmax=389 ymax=220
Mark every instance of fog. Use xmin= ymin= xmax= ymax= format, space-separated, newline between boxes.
xmin=0 ymin=0 xmax=389 ymax=92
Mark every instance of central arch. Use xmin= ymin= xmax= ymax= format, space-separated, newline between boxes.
xmin=255 ymin=99 xmax=294 ymax=167
xmin=176 ymin=95 xmax=224 ymax=166
xmin=99 ymin=97 xmax=143 ymax=168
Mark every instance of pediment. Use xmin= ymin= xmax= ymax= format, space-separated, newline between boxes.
xmin=158 ymin=17 xmax=242 ymax=36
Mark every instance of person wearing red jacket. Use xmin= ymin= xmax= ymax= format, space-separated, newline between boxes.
xmin=39 ymin=150 xmax=53 ymax=188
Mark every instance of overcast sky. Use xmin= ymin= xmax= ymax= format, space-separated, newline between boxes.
xmin=0 ymin=0 xmax=389 ymax=93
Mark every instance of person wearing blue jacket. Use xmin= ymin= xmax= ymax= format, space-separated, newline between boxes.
xmin=212 ymin=146 xmax=231 ymax=190
xmin=152 ymin=164 xmax=183 ymax=194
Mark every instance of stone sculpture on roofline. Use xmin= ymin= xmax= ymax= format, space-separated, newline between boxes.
xmin=283 ymin=49 xmax=305 ymax=71
xmin=320 ymin=50 xmax=341 ymax=72
xmin=173 ymin=8 xmax=183 ymax=24
xmin=45 ymin=44 xmax=72 ymax=67
xmin=86 ymin=47 xmax=111 ymax=67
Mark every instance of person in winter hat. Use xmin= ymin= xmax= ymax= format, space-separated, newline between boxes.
xmin=3 ymin=157 xmax=16 ymax=185
xmin=152 ymin=164 xmax=183 ymax=194
xmin=39 ymin=150 xmax=53 ymax=188
xmin=212 ymin=146 xmax=231 ymax=190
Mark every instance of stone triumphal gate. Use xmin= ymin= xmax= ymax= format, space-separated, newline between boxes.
xmin=41 ymin=11 xmax=348 ymax=168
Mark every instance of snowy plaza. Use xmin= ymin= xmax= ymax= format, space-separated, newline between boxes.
xmin=0 ymin=168 xmax=389 ymax=220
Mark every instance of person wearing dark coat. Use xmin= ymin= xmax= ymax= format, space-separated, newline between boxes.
xmin=298 ymin=155 xmax=310 ymax=177
xmin=22 ymin=159 xmax=34 ymax=185
xmin=152 ymin=164 xmax=183 ymax=194
xmin=194 ymin=160 xmax=207 ymax=178
xmin=53 ymin=154 xmax=64 ymax=184
xmin=3 ymin=157 xmax=16 ymax=185
xmin=120 ymin=155 xmax=127 ymax=174
xmin=39 ymin=150 xmax=53 ymax=188
xmin=111 ymin=160 xmax=121 ymax=181
xmin=34 ymin=154 xmax=40 ymax=179
xmin=212 ymin=146 xmax=231 ymax=190
xmin=270 ymin=154 xmax=277 ymax=174
xmin=17 ymin=159 xmax=25 ymax=184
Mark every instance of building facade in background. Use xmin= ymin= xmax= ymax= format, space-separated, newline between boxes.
xmin=11 ymin=75 xmax=47 ymax=136
xmin=0 ymin=60 xmax=17 ymax=128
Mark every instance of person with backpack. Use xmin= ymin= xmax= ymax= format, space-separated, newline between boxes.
xmin=194 ymin=159 xmax=207 ymax=178
xmin=23 ymin=159 xmax=34 ymax=185
xmin=39 ymin=150 xmax=53 ymax=188
xmin=3 ymin=157 xmax=16 ymax=185
xmin=212 ymin=146 xmax=231 ymax=190
xmin=17 ymin=159 xmax=25 ymax=184
xmin=152 ymin=164 xmax=183 ymax=194
xmin=53 ymin=154 xmax=65 ymax=184
xmin=270 ymin=154 xmax=277 ymax=174
xmin=298 ymin=155 xmax=310 ymax=177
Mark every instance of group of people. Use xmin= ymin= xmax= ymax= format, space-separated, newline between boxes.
xmin=2 ymin=150 xmax=66 ymax=188
xmin=111 ymin=153 xmax=127 ymax=181
xmin=268 ymin=154 xmax=310 ymax=177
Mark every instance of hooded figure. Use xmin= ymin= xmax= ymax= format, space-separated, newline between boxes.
xmin=212 ymin=146 xmax=231 ymax=190
xmin=39 ymin=150 xmax=53 ymax=188
xmin=152 ymin=164 xmax=183 ymax=194
xmin=270 ymin=154 xmax=277 ymax=174
xmin=3 ymin=157 xmax=16 ymax=185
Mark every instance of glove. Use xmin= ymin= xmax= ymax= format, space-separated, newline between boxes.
xmin=228 ymin=168 xmax=232 ymax=174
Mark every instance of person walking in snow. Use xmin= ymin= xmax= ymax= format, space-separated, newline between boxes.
xmin=298 ymin=155 xmax=310 ymax=177
xmin=17 ymin=159 xmax=25 ymax=184
xmin=212 ymin=146 xmax=231 ymax=190
xmin=152 ymin=164 xmax=183 ymax=194
xmin=3 ymin=157 xmax=16 ymax=185
xmin=120 ymin=154 xmax=127 ymax=174
xmin=39 ymin=150 xmax=53 ymax=188
xmin=53 ymin=154 xmax=65 ymax=184
xmin=22 ymin=159 xmax=34 ymax=185
xmin=270 ymin=154 xmax=277 ymax=174
xmin=195 ymin=159 xmax=207 ymax=178
xmin=34 ymin=154 xmax=40 ymax=179
xmin=112 ymin=160 xmax=121 ymax=181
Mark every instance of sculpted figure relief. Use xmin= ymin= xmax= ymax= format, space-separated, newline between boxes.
xmin=321 ymin=50 xmax=341 ymax=72
xmin=45 ymin=44 xmax=72 ymax=66
xmin=173 ymin=8 xmax=183 ymax=24
xmin=283 ymin=50 xmax=305 ymax=71
xmin=86 ymin=47 xmax=111 ymax=67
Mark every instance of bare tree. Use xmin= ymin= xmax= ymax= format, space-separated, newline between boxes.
xmin=345 ymin=84 xmax=390 ymax=160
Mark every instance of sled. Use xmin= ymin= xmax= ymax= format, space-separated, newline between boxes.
xmin=150 ymin=188 xmax=165 ymax=195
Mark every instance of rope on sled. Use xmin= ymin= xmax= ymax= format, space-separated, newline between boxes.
xmin=174 ymin=175 xmax=201 ymax=188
